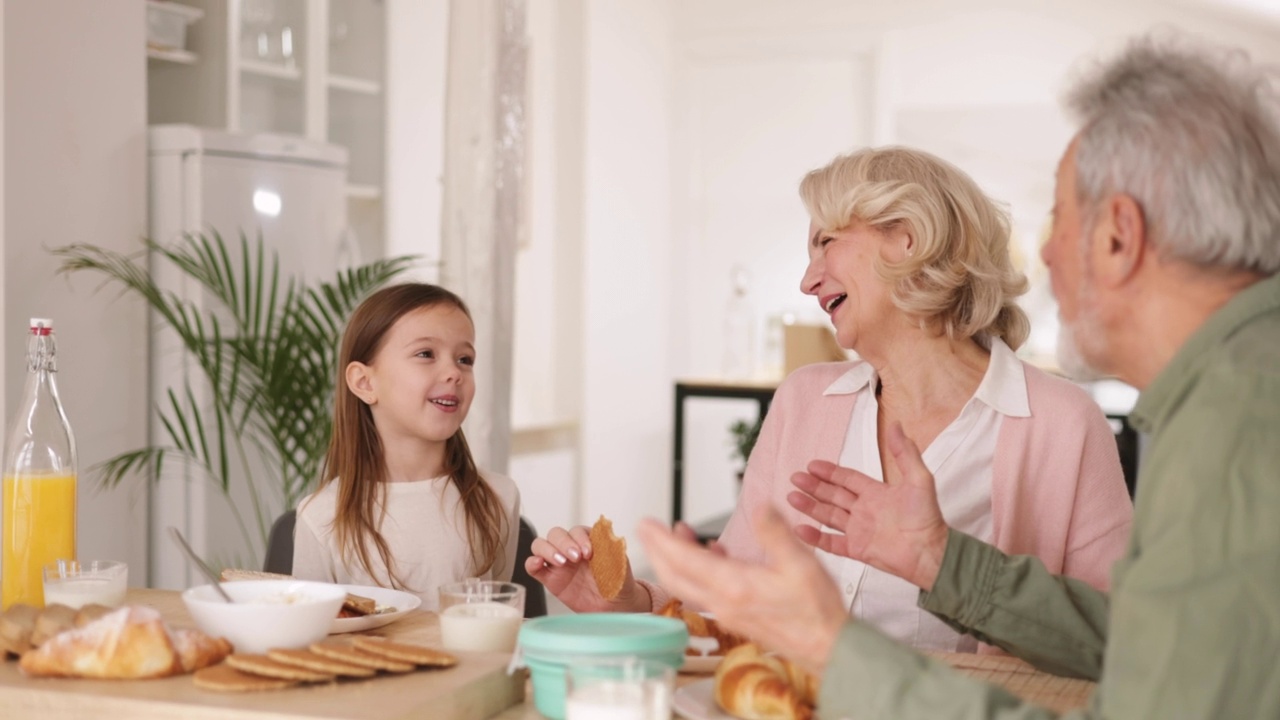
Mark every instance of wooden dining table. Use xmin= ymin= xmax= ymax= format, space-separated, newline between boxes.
xmin=0 ymin=589 xmax=1095 ymax=719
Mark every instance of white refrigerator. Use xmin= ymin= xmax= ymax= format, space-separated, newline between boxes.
xmin=147 ymin=125 xmax=350 ymax=589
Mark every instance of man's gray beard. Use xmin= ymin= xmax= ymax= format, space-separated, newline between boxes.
xmin=1056 ymin=320 xmax=1105 ymax=382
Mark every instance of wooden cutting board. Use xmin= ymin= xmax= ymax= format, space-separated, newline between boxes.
xmin=0 ymin=588 xmax=525 ymax=720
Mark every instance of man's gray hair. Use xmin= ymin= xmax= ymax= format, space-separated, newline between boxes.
xmin=1065 ymin=34 xmax=1280 ymax=275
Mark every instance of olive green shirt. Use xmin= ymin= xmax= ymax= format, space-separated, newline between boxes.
xmin=818 ymin=273 xmax=1280 ymax=719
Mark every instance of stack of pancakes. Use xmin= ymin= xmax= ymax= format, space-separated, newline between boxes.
xmin=194 ymin=636 xmax=457 ymax=692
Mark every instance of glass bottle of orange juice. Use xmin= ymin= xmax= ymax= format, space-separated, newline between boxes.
xmin=2 ymin=318 xmax=77 ymax=609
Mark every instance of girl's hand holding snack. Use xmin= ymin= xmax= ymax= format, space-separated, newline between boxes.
xmin=526 ymin=516 xmax=651 ymax=613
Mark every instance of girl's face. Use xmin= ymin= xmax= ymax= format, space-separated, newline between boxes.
xmin=798 ymin=219 xmax=906 ymax=353
xmin=350 ymin=304 xmax=477 ymax=448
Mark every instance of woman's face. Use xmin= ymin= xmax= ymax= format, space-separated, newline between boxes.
xmin=799 ymin=219 xmax=908 ymax=353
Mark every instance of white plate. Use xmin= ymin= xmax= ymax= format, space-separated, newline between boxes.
xmin=329 ymin=585 xmax=421 ymax=634
xmin=680 ymin=654 xmax=723 ymax=674
xmin=673 ymin=678 xmax=734 ymax=720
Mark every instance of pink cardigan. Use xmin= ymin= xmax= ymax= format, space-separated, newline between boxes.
xmin=649 ymin=360 xmax=1133 ymax=623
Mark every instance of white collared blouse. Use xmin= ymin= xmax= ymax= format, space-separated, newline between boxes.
xmin=815 ymin=338 xmax=1030 ymax=651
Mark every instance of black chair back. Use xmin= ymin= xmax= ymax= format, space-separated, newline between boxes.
xmin=263 ymin=509 xmax=297 ymax=574
xmin=513 ymin=517 xmax=549 ymax=618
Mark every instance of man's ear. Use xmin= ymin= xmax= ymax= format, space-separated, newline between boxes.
xmin=345 ymin=361 xmax=375 ymax=405
xmin=1092 ymin=193 xmax=1147 ymax=286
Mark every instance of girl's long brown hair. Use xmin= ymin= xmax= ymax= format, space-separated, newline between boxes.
xmin=317 ymin=283 xmax=508 ymax=589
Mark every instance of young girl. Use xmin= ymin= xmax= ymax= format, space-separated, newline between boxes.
xmin=292 ymin=283 xmax=520 ymax=609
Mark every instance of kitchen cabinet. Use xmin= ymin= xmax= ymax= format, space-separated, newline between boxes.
xmin=147 ymin=0 xmax=386 ymax=260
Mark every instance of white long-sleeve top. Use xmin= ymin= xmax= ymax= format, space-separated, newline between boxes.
xmin=292 ymin=472 xmax=520 ymax=611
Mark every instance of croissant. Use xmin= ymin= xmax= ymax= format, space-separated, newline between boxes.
xmin=713 ymin=643 xmax=817 ymax=720
xmin=172 ymin=627 xmax=234 ymax=673
xmin=19 ymin=606 xmax=230 ymax=679
xmin=655 ymin=598 xmax=747 ymax=655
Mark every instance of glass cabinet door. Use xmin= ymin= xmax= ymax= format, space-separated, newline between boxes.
xmin=238 ymin=0 xmax=307 ymax=135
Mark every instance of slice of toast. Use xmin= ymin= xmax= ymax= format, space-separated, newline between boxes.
xmin=220 ymin=569 xmax=376 ymax=617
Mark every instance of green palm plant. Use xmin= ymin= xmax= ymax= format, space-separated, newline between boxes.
xmin=52 ymin=231 xmax=415 ymax=561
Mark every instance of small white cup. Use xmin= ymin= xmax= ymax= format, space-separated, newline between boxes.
xmin=42 ymin=559 xmax=128 ymax=609
xmin=438 ymin=580 xmax=525 ymax=653
xmin=564 ymin=657 xmax=675 ymax=720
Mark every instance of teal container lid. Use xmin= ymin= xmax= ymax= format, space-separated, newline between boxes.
xmin=518 ymin=613 xmax=687 ymax=656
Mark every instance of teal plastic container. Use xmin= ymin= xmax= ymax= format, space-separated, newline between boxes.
xmin=515 ymin=613 xmax=688 ymax=720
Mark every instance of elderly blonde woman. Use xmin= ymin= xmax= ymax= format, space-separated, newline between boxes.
xmin=528 ymin=147 xmax=1133 ymax=652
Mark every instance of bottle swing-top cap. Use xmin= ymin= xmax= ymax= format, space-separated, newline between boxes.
xmin=29 ymin=318 xmax=53 ymax=335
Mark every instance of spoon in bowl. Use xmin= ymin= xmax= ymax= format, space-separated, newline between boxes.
xmin=167 ymin=526 xmax=235 ymax=603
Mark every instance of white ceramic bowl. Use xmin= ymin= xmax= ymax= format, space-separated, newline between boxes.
xmin=182 ymin=579 xmax=347 ymax=654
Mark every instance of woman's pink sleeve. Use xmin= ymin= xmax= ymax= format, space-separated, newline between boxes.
xmin=1061 ymin=406 xmax=1134 ymax=590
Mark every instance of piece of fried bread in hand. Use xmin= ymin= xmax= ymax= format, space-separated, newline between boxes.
xmin=588 ymin=515 xmax=628 ymax=601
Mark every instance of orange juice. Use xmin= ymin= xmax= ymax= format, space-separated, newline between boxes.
xmin=2 ymin=473 xmax=76 ymax=608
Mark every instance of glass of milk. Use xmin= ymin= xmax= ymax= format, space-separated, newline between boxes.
xmin=438 ymin=579 xmax=525 ymax=653
xmin=565 ymin=657 xmax=675 ymax=720
xmin=42 ymin=559 xmax=128 ymax=609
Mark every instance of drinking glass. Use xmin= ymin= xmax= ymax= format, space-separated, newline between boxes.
xmin=564 ymin=657 xmax=675 ymax=720
xmin=437 ymin=579 xmax=525 ymax=652
xmin=42 ymin=559 xmax=128 ymax=609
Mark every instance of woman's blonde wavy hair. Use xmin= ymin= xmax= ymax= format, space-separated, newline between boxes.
xmin=799 ymin=146 xmax=1030 ymax=350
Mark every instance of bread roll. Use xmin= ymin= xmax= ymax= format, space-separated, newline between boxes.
xmin=30 ymin=603 xmax=76 ymax=646
xmin=0 ymin=604 xmax=39 ymax=656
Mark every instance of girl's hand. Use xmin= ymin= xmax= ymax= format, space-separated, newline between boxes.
xmin=525 ymin=525 xmax=651 ymax=613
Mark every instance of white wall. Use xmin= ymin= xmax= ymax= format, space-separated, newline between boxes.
xmin=670 ymin=54 xmax=875 ymax=526
xmin=3 ymin=1 xmax=149 ymax=581
xmin=670 ymin=0 xmax=1280 ymax=367
xmin=385 ymin=0 xmax=448 ymax=279
xmin=577 ymin=0 xmax=676 ymax=544
xmin=508 ymin=0 xmax=586 ymax=538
